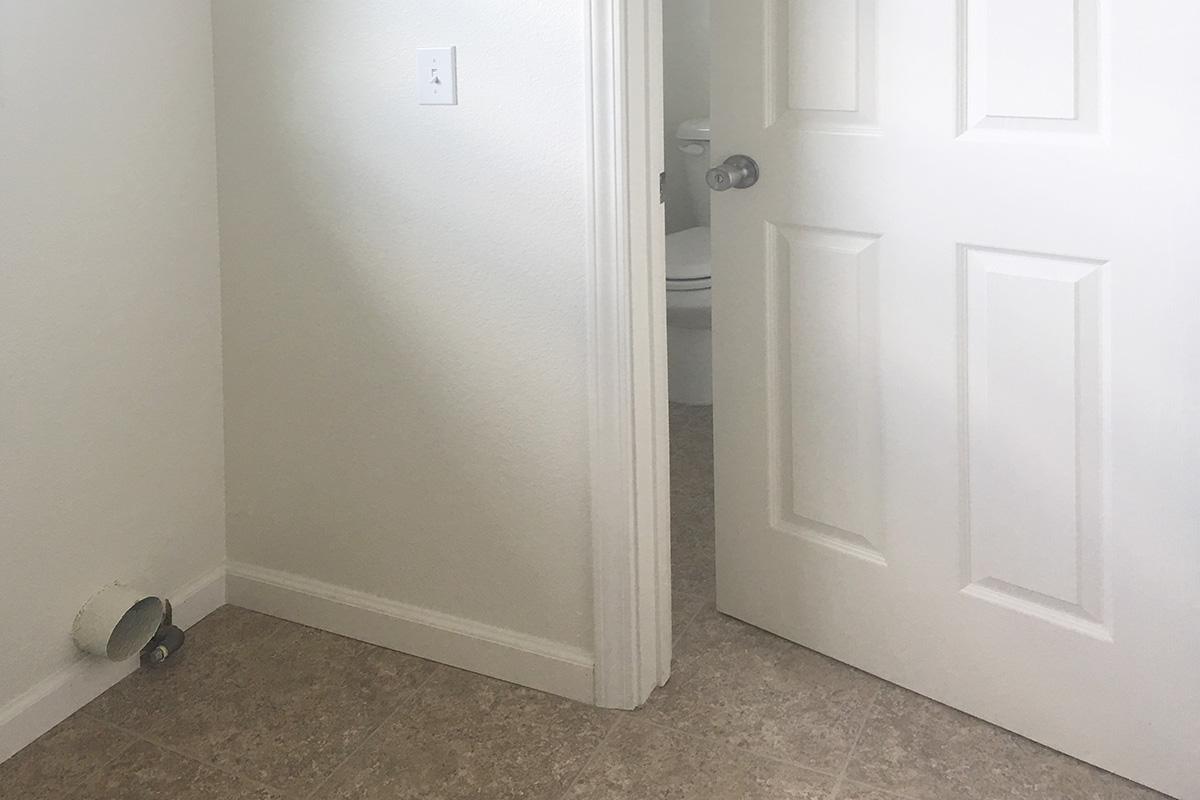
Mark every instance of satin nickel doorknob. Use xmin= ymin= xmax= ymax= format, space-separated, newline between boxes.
xmin=706 ymin=155 xmax=760 ymax=191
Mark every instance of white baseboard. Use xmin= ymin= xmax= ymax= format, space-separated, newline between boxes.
xmin=0 ymin=566 xmax=227 ymax=763
xmin=1 ymin=561 xmax=595 ymax=765
xmin=225 ymin=562 xmax=595 ymax=704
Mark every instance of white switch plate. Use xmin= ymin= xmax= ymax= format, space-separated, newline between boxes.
xmin=418 ymin=47 xmax=457 ymax=105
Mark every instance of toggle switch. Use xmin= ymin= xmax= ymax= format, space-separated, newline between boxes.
xmin=418 ymin=47 xmax=457 ymax=105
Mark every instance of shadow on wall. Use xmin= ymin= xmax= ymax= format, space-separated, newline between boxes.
xmin=215 ymin=1 xmax=594 ymax=650
xmin=664 ymin=0 xmax=711 ymax=234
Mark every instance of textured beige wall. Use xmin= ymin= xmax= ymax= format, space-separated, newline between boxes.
xmin=213 ymin=2 xmax=594 ymax=650
xmin=0 ymin=1 xmax=226 ymax=710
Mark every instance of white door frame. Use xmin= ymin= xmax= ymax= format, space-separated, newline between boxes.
xmin=587 ymin=0 xmax=672 ymax=709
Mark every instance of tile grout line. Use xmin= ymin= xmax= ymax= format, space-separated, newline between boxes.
xmin=300 ymin=664 xmax=447 ymax=800
xmin=79 ymin=712 xmax=291 ymax=797
xmin=633 ymin=686 xmax=920 ymax=800
xmin=849 ymin=784 xmax=922 ymax=800
xmin=62 ymin=611 xmax=291 ymax=795
xmin=635 ymin=716 xmax=843 ymax=782
xmin=73 ymin=611 xmax=318 ymax=797
xmin=670 ymin=591 xmax=708 ymax=647
xmin=658 ymin=571 xmax=922 ymax=800
xmin=40 ymin=726 xmax=141 ymax=798
xmin=827 ymin=682 xmax=884 ymax=800
xmin=553 ymin=712 xmax=629 ymax=800
xmin=77 ymin=621 xmax=445 ymax=799
xmin=638 ymin=608 xmax=882 ymax=787
xmin=646 ymin=710 xmax=919 ymax=800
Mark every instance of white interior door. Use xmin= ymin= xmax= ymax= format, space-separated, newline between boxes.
xmin=710 ymin=2 xmax=1200 ymax=797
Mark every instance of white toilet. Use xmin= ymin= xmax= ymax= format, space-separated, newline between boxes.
xmin=666 ymin=118 xmax=713 ymax=406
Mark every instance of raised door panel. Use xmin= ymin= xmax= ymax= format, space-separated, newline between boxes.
xmin=960 ymin=246 xmax=1109 ymax=639
xmin=768 ymin=225 xmax=885 ymax=563
xmin=767 ymin=0 xmax=879 ymax=131
xmin=959 ymin=0 xmax=1106 ymax=138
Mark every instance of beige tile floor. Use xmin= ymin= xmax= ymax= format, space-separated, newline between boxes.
xmin=0 ymin=404 xmax=1172 ymax=799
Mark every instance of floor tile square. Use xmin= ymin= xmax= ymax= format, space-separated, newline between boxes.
xmin=86 ymin=608 xmax=438 ymax=795
xmin=66 ymin=741 xmax=282 ymax=800
xmin=311 ymin=667 xmax=613 ymax=800
xmin=565 ymin=718 xmax=833 ymax=800
xmin=640 ymin=606 xmax=883 ymax=773
xmin=846 ymin=685 xmax=1172 ymax=800
xmin=0 ymin=713 xmax=133 ymax=800
xmin=834 ymin=783 xmax=905 ymax=800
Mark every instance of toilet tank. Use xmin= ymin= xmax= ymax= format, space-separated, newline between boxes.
xmin=675 ymin=118 xmax=712 ymax=226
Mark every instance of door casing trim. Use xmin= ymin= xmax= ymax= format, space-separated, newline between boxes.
xmin=587 ymin=0 xmax=672 ymax=709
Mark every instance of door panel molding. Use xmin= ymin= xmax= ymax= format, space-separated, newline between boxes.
xmin=766 ymin=223 xmax=886 ymax=565
xmin=957 ymin=0 xmax=1109 ymax=140
xmin=957 ymin=244 xmax=1112 ymax=640
xmin=765 ymin=0 xmax=881 ymax=133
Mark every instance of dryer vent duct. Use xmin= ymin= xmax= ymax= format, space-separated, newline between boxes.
xmin=72 ymin=584 xmax=165 ymax=661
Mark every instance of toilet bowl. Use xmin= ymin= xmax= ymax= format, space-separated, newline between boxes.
xmin=667 ymin=225 xmax=712 ymax=405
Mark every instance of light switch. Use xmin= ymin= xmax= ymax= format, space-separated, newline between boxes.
xmin=418 ymin=47 xmax=457 ymax=105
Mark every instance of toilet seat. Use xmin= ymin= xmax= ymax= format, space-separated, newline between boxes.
xmin=666 ymin=226 xmax=711 ymax=292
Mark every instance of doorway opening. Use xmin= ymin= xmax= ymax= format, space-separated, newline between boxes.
xmin=662 ymin=0 xmax=715 ymax=649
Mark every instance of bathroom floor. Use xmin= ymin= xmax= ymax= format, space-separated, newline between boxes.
xmin=1 ymin=405 xmax=1170 ymax=800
